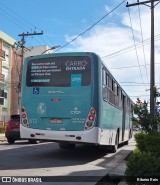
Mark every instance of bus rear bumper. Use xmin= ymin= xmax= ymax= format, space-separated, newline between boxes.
xmin=20 ymin=125 xmax=100 ymax=144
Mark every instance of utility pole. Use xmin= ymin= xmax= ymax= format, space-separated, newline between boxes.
xmin=14 ymin=31 xmax=43 ymax=106
xmin=17 ymin=31 xmax=43 ymax=89
xmin=126 ymin=0 xmax=159 ymax=116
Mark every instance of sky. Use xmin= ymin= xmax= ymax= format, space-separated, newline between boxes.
xmin=0 ymin=0 xmax=160 ymax=104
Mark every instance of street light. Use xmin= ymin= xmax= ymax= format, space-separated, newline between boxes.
xmin=41 ymin=45 xmax=61 ymax=54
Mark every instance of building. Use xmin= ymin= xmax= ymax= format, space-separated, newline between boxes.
xmin=24 ymin=45 xmax=54 ymax=58
xmin=0 ymin=31 xmax=55 ymax=122
xmin=0 ymin=31 xmax=16 ymax=123
xmin=11 ymin=45 xmax=54 ymax=117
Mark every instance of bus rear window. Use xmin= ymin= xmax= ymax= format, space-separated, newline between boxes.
xmin=26 ymin=56 xmax=91 ymax=87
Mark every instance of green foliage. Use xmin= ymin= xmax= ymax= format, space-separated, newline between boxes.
xmin=0 ymin=124 xmax=5 ymax=133
xmin=134 ymin=132 xmax=160 ymax=157
xmin=132 ymin=98 xmax=160 ymax=134
xmin=125 ymin=149 xmax=160 ymax=176
xmin=126 ymin=96 xmax=160 ymax=177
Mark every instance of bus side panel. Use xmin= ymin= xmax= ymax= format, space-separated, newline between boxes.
xmin=99 ymin=99 xmax=132 ymax=145
xmin=97 ymin=61 xmax=132 ymax=146
xmin=123 ymin=110 xmax=132 ymax=142
xmin=99 ymin=102 xmax=122 ymax=145
xmin=101 ymin=102 xmax=122 ymax=130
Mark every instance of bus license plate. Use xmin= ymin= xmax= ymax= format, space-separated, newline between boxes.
xmin=49 ymin=118 xmax=62 ymax=124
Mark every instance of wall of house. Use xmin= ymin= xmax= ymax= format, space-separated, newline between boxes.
xmin=0 ymin=31 xmax=15 ymax=122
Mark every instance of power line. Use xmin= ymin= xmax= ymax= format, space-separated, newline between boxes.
xmin=0 ymin=11 xmax=29 ymax=32
xmin=0 ymin=3 xmax=32 ymax=31
xmin=122 ymin=85 xmax=150 ymax=86
xmin=110 ymin=62 xmax=160 ymax=70
xmin=126 ymin=90 xmax=147 ymax=92
xmin=102 ymin=34 xmax=160 ymax=59
xmin=0 ymin=2 xmax=41 ymax=31
xmin=0 ymin=1 xmax=54 ymax=47
xmin=121 ymin=82 xmax=150 ymax=84
xmin=127 ymin=4 xmax=147 ymax=91
xmin=138 ymin=3 xmax=149 ymax=83
xmin=55 ymin=0 xmax=126 ymax=52
xmin=130 ymin=95 xmax=150 ymax=97
xmin=127 ymin=0 xmax=160 ymax=116
xmin=121 ymin=81 xmax=160 ymax=84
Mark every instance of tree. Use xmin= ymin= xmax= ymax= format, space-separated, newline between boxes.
xmin=132 ymin=98 xmax=160 ymax=134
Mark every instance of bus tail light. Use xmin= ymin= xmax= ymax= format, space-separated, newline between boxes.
xmin=21 ymin=107 xmax=29 ymax=127
xmin=22 ymin=113 xmax=26 ymax=119
xmin=84 ymin=107 xmax=96 ymax=130
xmin=89 ymin=115 xmax=94 ymax=121
xmin=90 ymin=109 xmax=95 ymax=115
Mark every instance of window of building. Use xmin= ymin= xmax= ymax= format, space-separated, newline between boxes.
xmin=3 ymin=44 xmax=10 ymax=66
xmin=2 ymin=68 xmax=9 ymax=81
xmin=0 ymin=98 xmax=4 ymax=105
xmin=4 ymin=92 xmax=7 ymax=99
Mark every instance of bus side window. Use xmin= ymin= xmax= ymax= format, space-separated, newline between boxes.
xmin=112 ymin=79 xmax=114 ymax=92
xmin=106 ymin=74 xmax=108 ymax=87
xmin=108 ymin=75 xmax=112 ymax=90
xmin=102 ymin=69 xmax=106 ymax=86
xmin=114 ymin=83 xmax=118 ymax=95
xmin=121 ymin=90 xmax=123 ymax=100
xmin=118 ymin=88 xmax=122 ymax=99
xmin=117 ymin=85 xmax=119 ymax=96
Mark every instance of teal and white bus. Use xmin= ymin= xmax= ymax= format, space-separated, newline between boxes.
xmin=20 ymin=52 xmax=133 ymax=152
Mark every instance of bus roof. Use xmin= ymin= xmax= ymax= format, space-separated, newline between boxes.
xmin=25 ymin=52 xmax=99 ymax=61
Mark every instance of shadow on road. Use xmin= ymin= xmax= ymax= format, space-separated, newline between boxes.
xmin=0 ymin=142 xmax=109 ymax=170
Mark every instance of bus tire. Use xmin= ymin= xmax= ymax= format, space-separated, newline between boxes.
xmin=28 ymin=139 xmax=39 ymax=144
xmin=59 ymin=142 xmax=75 ymax=149
xmin=124 ymin=140 xmax=128 ymax=145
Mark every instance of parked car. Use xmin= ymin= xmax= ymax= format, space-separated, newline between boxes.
xmin=5 ymin=115 xmax=38 ymax=144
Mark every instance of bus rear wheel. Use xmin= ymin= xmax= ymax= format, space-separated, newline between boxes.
xmin=59 ymin=142 xmax=75 ymax=149
xmin=28 ymin=139 xmax=39 ymax=144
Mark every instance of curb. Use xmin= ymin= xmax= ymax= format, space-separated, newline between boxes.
xmin=94 ymin=138 xmax=136 ymax=184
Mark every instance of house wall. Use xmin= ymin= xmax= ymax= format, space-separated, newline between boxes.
xmin=0 ymin=31 xmax=15 ymax=122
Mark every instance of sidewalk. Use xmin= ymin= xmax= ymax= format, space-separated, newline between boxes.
xmin=94 ymin=137 xmax=136 ymax=184
xmin=0 ymin=133 xmax=6 ymax=142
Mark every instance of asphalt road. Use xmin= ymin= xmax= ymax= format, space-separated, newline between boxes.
xmin=0 ymin=139 xmax=136 ymax=184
